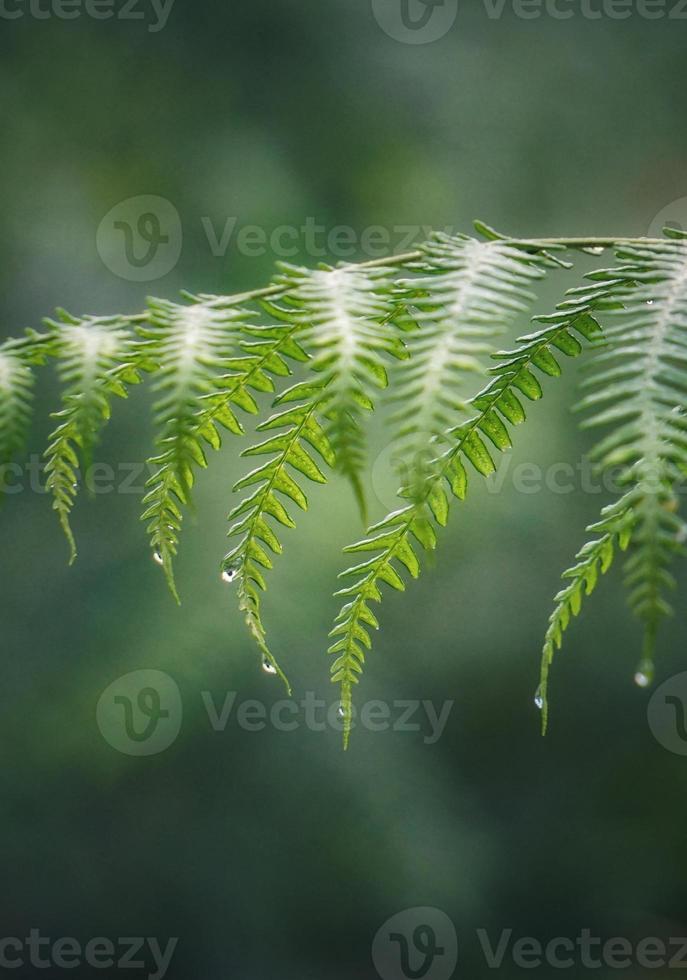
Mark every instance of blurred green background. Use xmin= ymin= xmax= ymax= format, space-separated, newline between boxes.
xmin=1 ymin=2 xmax=687 ymax=977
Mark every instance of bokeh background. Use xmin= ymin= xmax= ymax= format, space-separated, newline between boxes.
xmin=1 ymin=2 xmax=686 ymax=977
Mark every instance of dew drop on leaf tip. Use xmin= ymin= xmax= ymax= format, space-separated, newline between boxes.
xmin=262 ymin=657 xmax=277 ymax=675
xmin=153 ymin=551 xmax=164 ymax=566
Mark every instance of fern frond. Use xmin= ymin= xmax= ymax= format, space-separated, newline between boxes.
xmin=44 ymin=311 xmax=136 ymax=562
xmin=267 ymin=264 xmax=406 ymax=520
xmin=0 ymin=328 xmax=59 ymax=490
xmin=540 ymin=231 xmax=687 ymax=717
xmin=538 ymin=499 xmax=635 ymax=732
xmin=139 ymin=298 xmax=251 ymax=600
xmin=224 ymin=379 xmax=335 ymax=686
xmin=195 ymin=318 xmax=309 ymax=440
xmin=388 ymin=234 xmax=550 ymax=483
xmin=0 ymin=350 xmax=35 ymax=491
xmin=331 ymin=306 xmax=602 ymax=745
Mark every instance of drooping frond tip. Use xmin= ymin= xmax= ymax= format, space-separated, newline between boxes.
xmin=539 ymin=232 xmax=687 ymax=727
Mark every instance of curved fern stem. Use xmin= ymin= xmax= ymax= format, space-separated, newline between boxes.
xmin=2 ymin=225 xmax=686 ymax=748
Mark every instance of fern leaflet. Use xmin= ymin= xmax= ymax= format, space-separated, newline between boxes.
xmin=139 ymin=298 xmax=253 ymax=600
xmin=331 ymin=305 xmax=602 ymax=745
xmin=225 ymin=379 xmax=335 ymax=686
xmin=44 ymin=312 xmax=137 ymax=562
xmin=539 ymin=231 xmax=687 ymax=721
xmin=267 ymin=264 xmax=407 ymax=520
xmin=388 ymin=234 xmax=550 ymax=484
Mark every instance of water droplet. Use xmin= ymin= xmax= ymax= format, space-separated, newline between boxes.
xmin=153 ymin=551 xmax=164 ymax=566
xmin=262 ymin=657 xmax=277 ymax=675
xmin=587 ymin=246 xmax=605 ymax=255
xmin=337 ymin=704 xmax=346 ymax=719
xmin=634 ymin=660 xmax=654 ymax=688
xmin=647 ymin=300 xmax=655 ymax=306
xmin=221 ymin=566 xmax=237 ymax=584
xmin=534 ymin=687 xmax=544 ymax=711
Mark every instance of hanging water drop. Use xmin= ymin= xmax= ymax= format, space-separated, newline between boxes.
xmin=634 ymin=660 xmax=654 ymax=688
xmin=221 ymin=566 xmax=237 ymax=584
xmin=262 ymin=657 xmax=277 ymax=675
xmin=153 ymin=550 xmax=164 ymax=566
xmin=534 ymin=687 xmax=544 ymax=711
xmin=587 ymin=246 xmax=605 ymax=255
xmin=337 ymin=704 xmax=346 ymax=719
xmin=647 ymin=300 xmax=655 ymax=306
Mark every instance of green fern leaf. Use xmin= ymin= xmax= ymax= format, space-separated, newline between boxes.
xmin=0 ymin=327 xmax=59 ymax=491
xmin=538 ymin=500 xmax=635 ymax=732
xmin=224 ymin=378 xmax=335 ymax=687
xmin=44 ymin=312 xmax=136 ymax=563
xmin=140 ymin=298 xmax=256 ymax=600
xmin=267 ymin=264 xmax=407 ymax=520
xmin=331 ymin=304 xmax=601 ymax=746
xmin=388 ymin=234 xmax=551 ymax=486
xmin=540 ymin=231 xmax=687 ymax=717
xmin=0 ymin=350 xmax=35 ymax=491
